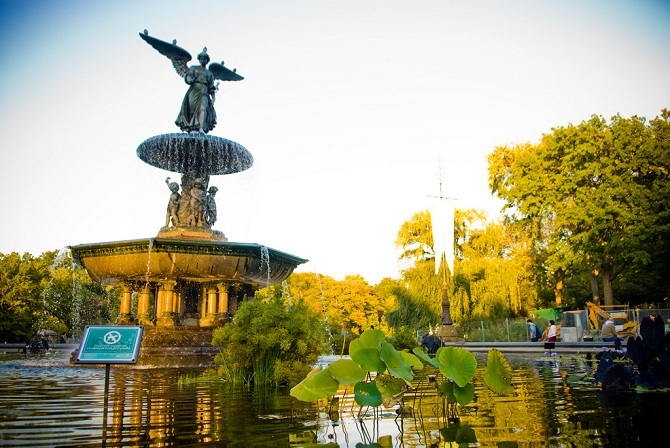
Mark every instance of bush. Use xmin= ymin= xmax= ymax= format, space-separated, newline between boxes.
xmin=212 ymin=297 xmax=325 ymax=388
xmin=386 ymin=326 xmax=419 ymax=352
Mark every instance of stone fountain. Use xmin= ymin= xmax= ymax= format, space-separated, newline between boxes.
xmin=70 ymin=31 xmax=306 ymax=356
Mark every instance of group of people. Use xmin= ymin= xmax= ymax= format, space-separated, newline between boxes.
xmin=527 ymin=319 xmax=558 ymax=342
xmin=528 ymin=313 xmax=670 ymax=344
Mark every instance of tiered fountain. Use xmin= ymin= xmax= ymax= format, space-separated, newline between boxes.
xmin=70 ymin=31 xmax=306 ymax=356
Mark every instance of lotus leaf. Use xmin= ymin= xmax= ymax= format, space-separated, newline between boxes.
xmin=483 ymin=349 xmax=514 ymax=395
xmin=354 ymin=380 xmax=383 ymax=407
xmin=437 ymin=347 xmax=477 ymax=387
xmin=290 ymin=366 xmax=339 ymax=402
xmin=376 ymin=374 xmax=408 ymax=407
xmin=400 ymin=350 xmax=424 ymax=370
xmin=412 ymin=347 xmax=439 ymax=368
xmin=349 ymin=329 xmax=387 ymax=373
xmin=380 ymin=341 xmax=413 ymax=381
xmin=453 ymin=382 xmax=475 ymax=406
xmin=438 ymin=380 xmax=456 ymax=402
xmin=329 ymin=359 xmax=366 ymax=386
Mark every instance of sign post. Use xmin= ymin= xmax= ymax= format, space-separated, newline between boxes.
xmin=74 ymin=325 xmax=143 ymax=444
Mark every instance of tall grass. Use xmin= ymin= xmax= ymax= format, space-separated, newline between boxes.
xmin=252 ymin=349 xmax=280 ymax=388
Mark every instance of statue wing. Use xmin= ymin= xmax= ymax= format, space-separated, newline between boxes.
xmin=139 ymin=30 xmax=191 ymax=77
xmin=209 ymin=62 xmax=244 ymax=82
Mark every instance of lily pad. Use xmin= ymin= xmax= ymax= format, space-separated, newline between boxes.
xmin=290 ymin=366 xmax=339 ymax=402
xmin=483 ymin=349 xmax=514 ymax=395
xmin=349 ymin=329 xmax=387 ymax=373
xmin=380 ymin=341 xmax=413 ymax=381
xmin=354 ymin=380 xmax=383 ymax=407
xmin=329 ymin=359 xmax=366 ymax=386
xmin=437 ymin=347 xmax=477 ymax=387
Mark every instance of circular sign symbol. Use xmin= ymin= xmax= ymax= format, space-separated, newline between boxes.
xmin=103 ymin=331 xmax=122 ymax=345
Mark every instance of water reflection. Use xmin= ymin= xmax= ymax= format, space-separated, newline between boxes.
xmin=1 ymin=350 xmax=668 ymax=446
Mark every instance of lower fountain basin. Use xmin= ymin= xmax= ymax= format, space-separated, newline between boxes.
xmin=70 ymin=238 xmax=307 ymax=287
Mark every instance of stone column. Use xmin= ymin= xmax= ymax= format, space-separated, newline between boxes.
xmin=174 ymin=289 xmax=182 ymax=314
xmin=137 ymin=286 xmax=153 ymax=325
xmin=217 ymin=283 xmax=229 ymax=315
xmin=200 ymin=285 xmax=219 ymax=327
xmin=116 ymin=283 xmax=135 ymax=324
xmin=156 ymin=280 xmax=177 ymax=327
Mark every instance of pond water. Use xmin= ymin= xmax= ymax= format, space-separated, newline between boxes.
xmin=0 ymin=348 xmax=667 ymax=447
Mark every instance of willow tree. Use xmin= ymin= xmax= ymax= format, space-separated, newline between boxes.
xmin=489 ymin=111 xmax=670 ymax=306
xmin=394 ymin=210 xmax=443 ymax=326
xmin=394 ymin=210 xmax=536 ymax=324
xmin=452 ymin=210 xmax=538 ymax=319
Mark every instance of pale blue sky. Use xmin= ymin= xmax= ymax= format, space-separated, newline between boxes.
xmin=1 ymin=0 xmax=669 ymax=284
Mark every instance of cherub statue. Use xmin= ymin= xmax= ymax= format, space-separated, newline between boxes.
xmin=187 ymin=178 xmax=206 ymax=227
xmin=140 ymin=30 xmax=243 ymax=134
xmin=165 ymin=177 xmax=181 ymax=227
xmin=205 ymin=186 xmax=218 ymax=228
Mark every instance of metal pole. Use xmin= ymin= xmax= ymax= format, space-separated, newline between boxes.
xmin=481 ymin=321 xmax=485 ymax=342
xmin=102 ymin=363 xmax=110 ymax=446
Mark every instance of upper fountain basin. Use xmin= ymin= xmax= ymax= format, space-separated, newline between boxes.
xmin=137 ymin=133 xmax=253 ymax=175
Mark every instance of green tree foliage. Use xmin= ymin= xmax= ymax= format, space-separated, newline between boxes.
xmin=258 ymin=272 xmax=385 ymax=336
xmin=392 ymin=210 xmax=444 ymax=326
xmin=0 ymin=250 xmax=118 ymax=342
xmin=393 ymin=210 xmax=537 ymax=324
xmin=212 ymin=296 xmax=325 ymax=387
xmin=452 ymin=210 xmax=539 ymax=320
xmin=0 ymin=252 xmax=49 ymax=342
xmin=488 ymin=110 xmax=670 ymax=306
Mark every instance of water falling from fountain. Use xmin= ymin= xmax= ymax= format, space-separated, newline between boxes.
xmin=281 ymin=280 xmax=292 ymax=306
xmin=143 ymin=239 xmax=154 ymax=291
xmin=260 ymin=245 xmax=271 ymax=286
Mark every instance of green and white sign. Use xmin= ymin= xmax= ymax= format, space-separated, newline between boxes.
xmin=75 ymin=325 xmax=143 ymax=364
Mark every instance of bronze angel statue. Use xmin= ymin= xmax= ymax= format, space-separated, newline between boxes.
xmin=140 ymin=30 xmax=243 ymax=134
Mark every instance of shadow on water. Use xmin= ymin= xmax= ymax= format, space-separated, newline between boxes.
xmin=1 ymin=350 xmax=669 ymax=447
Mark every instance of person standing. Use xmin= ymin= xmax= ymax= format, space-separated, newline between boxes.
xmin=527 ymin=319 xmax=540 ymax=342
xmin=547 ymin=320 xmax=557 ymax=342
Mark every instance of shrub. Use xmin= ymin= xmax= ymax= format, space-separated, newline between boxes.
xmin=212 ymin=297 xmax=325 ymax=388
xmin=386 ymin=326 xmax=419 ymax=352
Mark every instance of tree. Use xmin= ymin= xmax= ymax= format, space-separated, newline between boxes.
xmin=256 ymin=272 xmax=385 ymax=337
xmin=0 ymin=252 xmax=48 ymax=342
xmin=452 ymin=211 xmax=538 ymax=320
xmin=0 ymin=250 xmax=119 ymax=343
xmin=377 ymin=277 xmax=441 ymax=331
xmin=394 ymin=210 xmax=444 ymax=326
xmin=488 ymin=111 xmax=670 ymax=306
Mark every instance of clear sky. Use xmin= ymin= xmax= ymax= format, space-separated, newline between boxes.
xmin=1 ymin=0 xmax=669 ymax=285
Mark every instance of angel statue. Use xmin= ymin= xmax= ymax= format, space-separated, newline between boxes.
xmin=140 ymin=30 xmax=244 ymax=134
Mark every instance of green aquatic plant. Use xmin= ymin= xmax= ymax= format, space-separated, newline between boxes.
xmin=290 ymin=329 xmax=514 ymax=418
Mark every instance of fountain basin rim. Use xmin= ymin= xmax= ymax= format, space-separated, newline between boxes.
xmin=70 ymin=238 xmax=307 ymax=264
xmin=70 ymin=238 xmax=308 ymax=286
xmin=136 ymin=133 xmax=253 ymax=175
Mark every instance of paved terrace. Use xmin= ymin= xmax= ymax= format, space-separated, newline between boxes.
xmin=442 ymin=341 xmax=623 ymax=354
